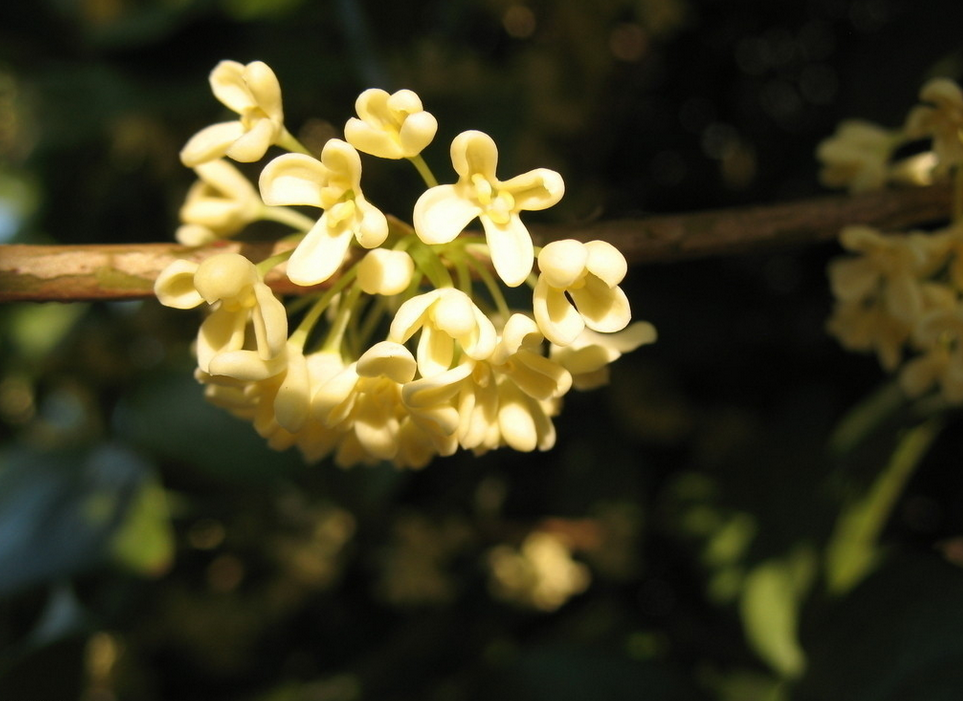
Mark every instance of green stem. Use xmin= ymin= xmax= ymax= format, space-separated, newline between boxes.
xmin=825 ymin=417 xmax=944 ymax=595
xmin=408 ymin=154 xmax=439 ymax=188
xmin=323 ymin=282 xmax=364 ymax=353
xmin=467 ymin=254 xmax=511 ymax=321
xmin=276 ymin=128 xmax=313 ymax=156
xmin=259 ymin=205 xmax=317 ymax=232
xmin=255 ymin=249 xmax=294 ymax=277
xmin=289 ymin=266 xmax=359 ymax=350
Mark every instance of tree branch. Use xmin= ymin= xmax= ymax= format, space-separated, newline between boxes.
xmin=0 ymin=184 xmax=951 ymax=303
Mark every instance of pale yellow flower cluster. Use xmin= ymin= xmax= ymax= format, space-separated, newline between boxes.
xmin=826 ymin=224 xmax=963 ymax=401
xmin=156 ymin=60 xmax=653 ymax=468
xmin=816 ymin=77 xmax=963 ymax=193
xmin=823 ymin=77 xmax=963 ymax=403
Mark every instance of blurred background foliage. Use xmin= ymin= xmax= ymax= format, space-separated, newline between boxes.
xmin=3 ymin=0 xmax=963 ymax=699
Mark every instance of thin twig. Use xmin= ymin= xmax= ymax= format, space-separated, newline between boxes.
xmin=0 ymin=184 xmax=951 ymax=303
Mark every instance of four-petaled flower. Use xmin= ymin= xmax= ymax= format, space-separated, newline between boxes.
xmin=181 ymin=60 xmax=287 ymax=167
xmin=533 ymin=239 xmax=632 ymax=346
xmin=154 ymin=252 xmax=288 ymax=380
xmin=344 ymin=88 xmax=438 ymax=159
xmin=414 ymin=130 xmax=564 ymax=287
xmin=905 ymin=78 xmax=963 ymax=175
xmin=177 ymin=159 xmax=263 ymax=245
xmin=259 ymin=138 xmax=388 ymax=285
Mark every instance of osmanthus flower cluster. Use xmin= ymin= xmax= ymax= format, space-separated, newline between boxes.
xmin=823 ymin=77 xmax=963 ymax=403
xmin=155 ymin=60 xmax=654 ymax=468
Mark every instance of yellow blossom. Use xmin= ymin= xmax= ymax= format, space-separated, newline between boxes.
xmin=344 ymin=88 xmax=438 ymax=159
xmin=533 ymin=239 xmax=632 ymax=346
xmin=905 ymin=77 xmax=963 ymax=175
xmin=181 ymin=60 xmax=287 ymax=167
xmin=414 ymin=130 xmax=564 ymax=287
xmin=816 ymin=120 xmax=901 ymax=193
xmin=176 ymin=159 xmax=263 ymax=245
xmin=259 ymin=139 xmax=388 ymax=285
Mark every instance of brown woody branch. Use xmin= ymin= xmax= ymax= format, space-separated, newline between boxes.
xmin=0 ymin=184 xmax=952 ymax=303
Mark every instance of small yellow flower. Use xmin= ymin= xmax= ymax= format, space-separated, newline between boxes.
xmin=357 ymin=248 xmax=415 ymax=296
xmin=176 ymin=159 xmax=263 ymax=245
xmin=816 ymin=120 xmax=901 ymax=193
xmin=389 ymin=288 xmax=497 ymax=377
xmin=259 ymin=139 xmax=388 ymax=285
xmin=154 ymin=253 xmax=287 ymax=379
xmin=900 ymin=306 xmax=963 ymax=402
xmin=905 ymin=77 xmax=963 ymax=175
xmin=533 ymin=239 xmax=631 ymax=346
xmin=414 ymin=130 xmax=564 ymax=287
xmin=344 ymin=88 xmax=438 ymax=159
xmin=180 ymin=60 xmax=286 ymax=167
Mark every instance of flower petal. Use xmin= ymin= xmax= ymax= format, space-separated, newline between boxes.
xmin=533 ymin=277 xmax=584 ymax=346
xmin=227 ymin=116 xmax=276 ymax=162
xmin=450 ymin=130 xmax=498 ymax=181
xmin=570 ymin=277 xmax=632 ymax=333
xmin=482 ymin=214 xmax=534 ymax=287
xmin=243 ymin=61 xmax=283 ymax=120
xmin=259 ymin=153 xmax=328 ymax=208
xmin=208 ymin=349 xmax=286 ymax=381
xmin=398 ymin=110 xmax=438 ymax=157
xmin=286 ymin=215 xmax=353 ymax=286
xmin=209 ymin=60 xmax=251 ymax=113
xmin=584 ymin=240 xmax=627 ymax=287
xmin=252 ymin=282 xmax=288 ymax=359
xmin=357 ymin=341 xmax=417 ymax=383
xmin=413 ymin=184 xmax=481 ymax=244
xmin=197 ymin=308 xmax=246 ymax=372
xmin=154 ymin=259 xmax=202 ymax=309
xmin=275 ymin=348 xmax=310 ymax=432
xmin=180 ymin=121 xmax=245 ymax=167
xmin=500 ymin=168 xmax=565 ymax=211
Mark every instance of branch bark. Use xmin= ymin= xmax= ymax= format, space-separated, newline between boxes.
xmin=0 ymin=184 xmax=951 ymax=303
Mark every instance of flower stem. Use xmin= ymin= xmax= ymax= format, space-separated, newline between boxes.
xmin=277 ymin=128 xmax=314 ymax=156
xmin=289 ymin=266 xmax=359 ymax=350
xmin=259 ymin=205 xmax=317 ymax=232
xmin=323 ymin=282 xmax=364 ymax=353
xmin=408 ymin=154 xmax=439 ymax=188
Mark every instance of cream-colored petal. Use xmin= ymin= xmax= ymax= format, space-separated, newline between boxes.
xmin=208 ymin=349 xmax=287 ymax=381
xmin=389 ymin=289 xmax=442 ymax=343
xmin=209 ymin=60 xmax=251 ymax=113
xmin=509 ymin=348 xmax=572 ymax=400
xmin=197 ymin=308 xmax=246 ymax=372
xmin=243 ymin=61 xmax=283 ymax=120
xmin=357 ymin=249 xmax=415 ymax=295
xmin=344 ymin=118 xmax=400 ymax=159
xmin=398 ymin=111 xmax=438 ymax=157
xmin=275 ymin=348 xmax=310 ymax=432
xmin=883 ymin=273 xmax=923 ymax=323
xmin=402 ymin=363 xmax=473 ymax=409
xmin=180 ymin=121 xmax=246 ymax=167
xmin=413 ymin=184 xmax=481 ymax=244
xmin=252 ymin=282 xmax=288 ymax=359
xmin=533 ymin=277 xmax=584 ymax=346
xmin=450 ymin=130 xmax=498 ymax=181
xmin=354 ymin=88 xmax=391 ymax=123
xmin=286 ymin=215 xmax=353 ymax=286
xmin=154 ymin=259 xmax=202 ymax=309
xmin=175 ymin=224 xmax=217 ymax=246
xmin=537 ymin=240 xmax=588 ymax=289
xmin=194 ymin=253 xmax=258 ymax=304
xmin=570 ymin=277 xmax=632 ymax=333
xmin=227 ymin=116 xmax=276 ymax=162
xmin=462 ymin=302 xmax=498 ymax=360
xmin=417 ymin=324 xmax=456 ymax=376
xmin=194 ymin=159 xmax=258 ymax=199
xmin=353 ymin=197 xmax=389 ymax=248
xmin=827 ymin=258 xmax=879 ymax=302
xmin=497 ymin=382 xmax=539 ymax=452
xmin=500 ymin=168 xmax=565 ymax=211
xmin=320 ymin=139 xmax=363 ymax=189
xmin=357 ymin=341 xmax=417 ymax=383
xmin=259 ymin=153 xmax=328 ymax=208
xmin=482 ymin=214 xmax=534 ymax=288
xmin=314 ymin=365 xmax=361 ymax=428
xmin=584 ymin=240 xmax=628 ymax=287
xmin=494 ymin=313 xmax=541 ymax=363
xmin=432 ymin=289 xmax=475 ymax=337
